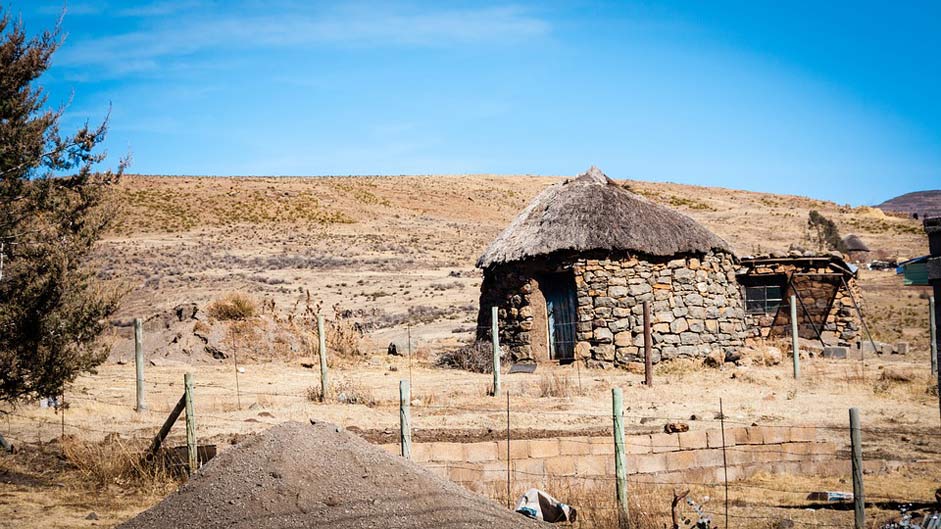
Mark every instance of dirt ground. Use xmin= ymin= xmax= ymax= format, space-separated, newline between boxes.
xmin=1 ymin=173 xmax=938 ymax=528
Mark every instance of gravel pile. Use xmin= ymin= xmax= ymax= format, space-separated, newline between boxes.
xmin=119 ymin=421 xmax=542 ymax=529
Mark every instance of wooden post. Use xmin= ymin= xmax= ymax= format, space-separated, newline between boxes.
xmin=318 ymin=314 xmax=328 ymax=402
xmin=849 ymin=407 xmax=864 ymax=529
xmin=134 ymin=318 xmax=146 ymax=411
xmin=643 ymin=301 xmax=653 ymax=386
xmin=184 ymin=373 xmax=198 ymax=475
xmin=142 ymin=393 xmax=186 ymax=462
xmin=612 ymin=387 xmax=629 ymax=527
xmin=720 ymin=398 xmax=729 ymax=529
xmin=399 ymin=380 xmax=411 ymax=459
xmin=506 ymin=389 xmax=511 ymax=509
xmin=491 ymin=306 xmax=501 ymax=397
xmin=790 ymin=295 xmax=800 ymax=379
xmin=931 ymin=296 xmax=937 ymax=375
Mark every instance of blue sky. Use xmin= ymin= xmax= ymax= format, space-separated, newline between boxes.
xmin=14 ymin=1 xmax=941 ymax=205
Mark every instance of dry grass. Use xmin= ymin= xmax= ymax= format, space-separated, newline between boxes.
xmin=60 ymin=436 xmax=180 ymax=494
xmin=436 ymin=341 xmax=501 ymax=373
xmin=654 ymin=357 xmax=706 ymax=377
xmin=306 ymin=376 xmax=378 ymax=406
xmin=207 ymin=292 xmax=258 ymax=321
xmin=537 ymin=371 xmax=581 ymax=398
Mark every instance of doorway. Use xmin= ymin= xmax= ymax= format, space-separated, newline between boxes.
xmin=539 ymin=272 xmax=578 ymax=363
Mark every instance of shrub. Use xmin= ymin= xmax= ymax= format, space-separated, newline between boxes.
xmin=207 ymin=293 xmax=258 ymax=321
xmin=437 ymin=341 xmax=499 ymax=373
xmin=306 ymin=377 xmax=376 ymax=406
xmin=537 ymin=371 xmax=578 ymax=398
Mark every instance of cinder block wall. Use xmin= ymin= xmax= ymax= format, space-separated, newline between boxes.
xmin=380 ymin=426 xmax=837 ymax=493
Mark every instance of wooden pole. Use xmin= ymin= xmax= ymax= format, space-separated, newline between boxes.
xmin=142 ymin=393 xmax=186 ymax=462
xmin=612 ymin=387 xmax=629 ymax=527
xmin=790 ymin=295 xmax=800 ymax=379
xmin=930 ymin=296 xmax=937 ymax=375
xmin=407 ymin=323 xmax=413 ymax=390
xmin=840 ymin=276 xmax=878 ymax=358
xmin=491 ymin=306 xmax=501 ymax=397
xmin=849 ymin=407 xmax=865 ymax=529
xmin=643 ymin=301 xmax=653 ymax=386
xmin=233 ymin=326 xmax=241 ymax=411
xmin=184 ymin=373 xmax=198 ymax=476
xmin=399 ymin=380 xmax=411 ymax=459
xmin=134 ymin=318 xmax=146 ymax=411
xmin=720 ymin=398 xmax=729 ymax=529
xmin=318 ymin=314 xmax=328 ymax=402
xmin=506 ymin=389 xmax=511 ymax=509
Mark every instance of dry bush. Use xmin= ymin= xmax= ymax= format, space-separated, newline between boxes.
xmin=60 ymin=436 xmax=179 ymax=494
xmin=306 ymin=376 xmax=377 ymax=406
xmin=537 ymin=371 xmax=579 ymax=398
xmin=654 ymin=357 xmax=705 ymax=376
xmin=207 ymin=292 xmax=258 ymax=321
xmin=437 ymin=341 xmax=499 ymax=373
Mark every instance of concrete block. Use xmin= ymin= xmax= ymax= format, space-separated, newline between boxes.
xmin=590 ymin=436 xmax=616 ymax=455
xmin=677 ymin=430 xmax=709 ymax=450
xmin=425 ymin=463 xmax=449 ymax=479
xmin=544 ymin=455 xmax=577 ymax=475
xmin=430 ymin=442 xmax=465 ymax=462
xmin=822 ymin=346 xmax=848 ymax=359
xmin=497 ymin=439 xmax=530 ymax=460
xmin=895 ymin=341 xmax=909 ymax=355
xmin=449 ymin=465 xmax=482 ymax=483
xmin=379 ymin=443 xmax=398 ymax=455
xmin=630 ymin=453 xmax=668 ymax=474
xmin=410 ymin=442 xmax=436 ymax=462
xmin=465 ymin=441 xmax=499 ymax=463
xmin=760 ymin=426 xmax=789 ymax=444
xmin=744 ymin=426 xmax=764 ymax=444
xmin=694 ymin=448 xmax=725 ymax=468
xmin=706 ymin=429 xmax=733 ymax=449
xmin=559 ymin=437 xmax=593 ymax=456
xmin=574 ymin=454 xmax=609 ymax=476
xmin=729 ymin=427 xmax=749 ymax=445
xmin=512 ymin=458 xmax=545 ymax=478
xmin=787 ymin=426 xmax=817 ymax=443
xmin=650 ymin=432 xmax=680 ymax=453
xmin=625 ymin=435 xmax=651 ymax=454
xmin=665 ymin=450 xmax=698 ymax=471
xmin=528 ymin=438 xmax=560 ymax=458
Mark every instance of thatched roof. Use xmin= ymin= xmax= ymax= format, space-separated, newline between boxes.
xmin=476 ymin=166 xmax=733 ymax=268
xmin=842 ymin=234 xmax=870 ymax=252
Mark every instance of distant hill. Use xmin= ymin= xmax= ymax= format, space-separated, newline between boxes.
xmin=876 ymin=190 xmax=941 ymax=219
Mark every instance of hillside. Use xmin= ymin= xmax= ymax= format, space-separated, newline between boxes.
xmin=876 ymin=189 xmax=941 ymax=219
xmin=96 ymin=173 xmax=928 ymax=350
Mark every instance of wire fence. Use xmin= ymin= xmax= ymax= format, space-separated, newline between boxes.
xmin=1 ymin=361 xmax=939 ymax=529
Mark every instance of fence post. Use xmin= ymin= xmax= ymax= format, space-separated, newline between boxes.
xmin=719 ymin=398 xmax=729 ymax=529
xmin=318 ymin=314 xmax=328 ymax=402
xmin=399 ymin=380 xmax=411 ymax=459
xmin=612 ymin=387 xmax=629 ymax=527
xmin=492 ymin=306 xmax=501 ymax=396
xmin=184 ymin=373 xmax=198 ymax=475
xmin=931 ymin=296 xmax=937 ymax=375
xmin=134 ymin=318 xmax=146 ymax=411
xmin=849 ymin=407 xmax=864 ymax=529
xmin=790 ymin=295 xmax=800 ymax=379
xmin=506 ymin=389 xmax=511 ymax=509
xmin=643 ymin=301 xmax=653 ymax=386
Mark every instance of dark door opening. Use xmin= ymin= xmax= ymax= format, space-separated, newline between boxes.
xmin=540 ymin=272 xmax=578 ymax=364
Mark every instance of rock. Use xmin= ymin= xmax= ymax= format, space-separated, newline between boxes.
xmin=881 ymin=366 xmax=916 ymax=382
xmin=762 ymin=346 xmax=783 ymax=366
xmin=703 ymin=350 xmax=724 ymax=368
xmin=593 ymin=328 xmax=613 ymax=343
xmin=822 ymin=346 xmax=848 ymax=359
xmin=664 ymin=422 xmax=689 ymax=434
xmin=725 ymin=349 xmax=742 ymax=363
xmin=85 ymin=512 xmax=99 ymax=521
xmin=624 ymin=362 xmax=645 ymax=375
xmin=205 ymin=345 xmax=228 ymax=360
xmin=174 ymin=303 xmax=199 ymax=321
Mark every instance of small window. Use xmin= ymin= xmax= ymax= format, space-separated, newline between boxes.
xmin=745 ymin=285 xmax=784 ymax=315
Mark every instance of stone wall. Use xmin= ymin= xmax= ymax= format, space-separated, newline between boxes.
xmin=477 ymin=251 xmax=748 ymax=365
xmin=574 ymin=251 xmax=747 ymax=365
xmin=378 ymin=426 xmax=837 ymax=494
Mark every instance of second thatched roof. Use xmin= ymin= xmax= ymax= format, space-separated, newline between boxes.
xmin=842 ymin=234 xmax=870 ymax=252
xmin=477 ymin=166 xmax=733 ymax=268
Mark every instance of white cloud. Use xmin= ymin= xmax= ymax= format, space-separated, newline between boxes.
xmin=56 ymin=3 xmax=550 ymax=76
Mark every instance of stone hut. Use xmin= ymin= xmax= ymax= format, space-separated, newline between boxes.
xmin=475 ymin=167 xmax=747 ymax=367
xmin=737 ymin=253 xmax=863 ymax=346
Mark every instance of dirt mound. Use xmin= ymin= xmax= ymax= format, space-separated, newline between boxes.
xmin=118 ymin=421 xmax=541 ymax=529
